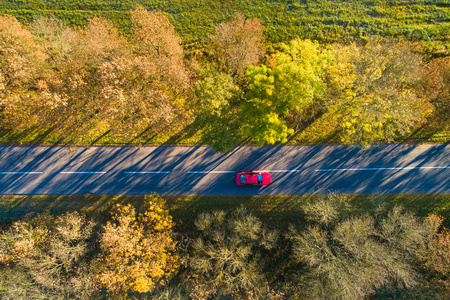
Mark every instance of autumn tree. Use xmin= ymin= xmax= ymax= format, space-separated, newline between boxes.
xmin=326 ymin=39 xmax=433 ymax=145
xmin=184 ymin=207 xmax=278 ymax=299
xmin=419 ymin=57 xmax=450 ymax=131
xmin=289 ymin=196 xmax=436 ymax=299
xmin=65 ymin=8 xmax=192 ymax=138
xmin=30 ymin=16 xmax=72 ymax=64
xmin=27 ymin=16 xmax=132 ymax=140
xmin=120 ymin=7 xmax=192 ymax=134
xmin=241 ymin=39 xmax=333 ymax=146
xmin=419 ymin=214 xmax=450 ymax=294
xmin=208 ymin=12 xmax=265 ymax=80
xmin=194 ymin=12 xmax=265 ymax=151
xmin=21 ymin=9 xmax=192 ymax=141
xmin=96 ymin=195 xmax=178 ymax=295
xmin=0 ymin=212 xmax=97 ymax=299
xmin=0 ymin=14 xmax=46 ymax=129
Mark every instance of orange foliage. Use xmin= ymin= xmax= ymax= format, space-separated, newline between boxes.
xmin=96 ymin=195 xmax=178 ymax=294
xmin=131 ymin=7 xmax=190 ymax=88
xmin=420 ymin=57 xmax=450 ymax=127
xmin=421 ymin=214 xmax=450 ymax=293
xmin=0 ymin=15 xmax=46 ymax=129
xmin=0 ymin=12 xmax=192 ymax=140
xmin=422 ymin=215 xmax=450 ymax=275
xmin=208 ymin=12 xmax=265 ymax=79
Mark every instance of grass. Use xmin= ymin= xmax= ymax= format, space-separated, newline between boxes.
xmin=0 ymin=88 xmax=444 ymax=150
xmin=1 ymin=106 xmax=448 ymax=147
xmin=0 ymin=120 xmax=206 ymax=147
xmin=1 ymin=194 xmax=450 ymax=231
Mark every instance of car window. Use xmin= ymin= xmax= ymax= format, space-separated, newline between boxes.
xmin=257 ymin=174 xmax=263 ymax=184
xmin=240 ymin=175 xmax=246 ymax=184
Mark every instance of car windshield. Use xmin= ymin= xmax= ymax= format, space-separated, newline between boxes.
xmin=257 ymin=174 xmax=263 ymax=184
xmin=240 ymin=175 xmax=246 ymax=184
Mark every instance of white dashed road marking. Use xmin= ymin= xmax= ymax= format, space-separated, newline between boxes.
xmin=60 ymin=171 xmax=107 ymax=174
xmin=124 ymin=171 xmax=171 ymax=174
xmin=315 ymin=166 xmax=450 ymax=172
xmin=252 ymin=170 xmax=300 ymax=173
xmin=0 ymin=172 xmax=43 ymax=175
xmin=188 ymin=171 xmax=235 ymax=174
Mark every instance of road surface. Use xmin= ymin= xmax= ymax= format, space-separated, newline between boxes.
xmin=0 ymin=145 xmax=448 ymax=195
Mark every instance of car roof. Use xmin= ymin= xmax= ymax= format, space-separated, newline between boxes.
xmin=242 ymin=174 xmax=259 ymax=184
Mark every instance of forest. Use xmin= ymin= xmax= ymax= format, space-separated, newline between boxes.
xmin=1 ymin=193 xmax=450 ymax=299
xmin=0 ymin=8 xmax=449 ymax=151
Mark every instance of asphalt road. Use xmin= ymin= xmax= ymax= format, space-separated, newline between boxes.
xmin=0 ymin=145 xmax=448 ymax=195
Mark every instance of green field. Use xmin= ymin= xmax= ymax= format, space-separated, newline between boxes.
xmin=1 ymin=0 xmax=449 ymax=45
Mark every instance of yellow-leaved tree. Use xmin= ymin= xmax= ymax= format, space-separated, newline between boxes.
xmin=326 ymin=39 xmax=433 ymax=146
xmin=0 ymin=14 xmax=47 ymax=129
xmin=96 ymin=195 xmax=178 ymax=294
xmin=242 ymin=39 xmax=334 ymax=146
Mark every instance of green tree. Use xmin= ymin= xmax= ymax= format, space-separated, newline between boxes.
xmin=185 ymin=207 xmax=278 ymax=299
xmin=0 ymin=212 xmax=97 ymax=299
xmin=193 ymin=65 xmax=242 ymax=152
xmin=289 ymin=196 xmax=435 ymax=300
xmin=242 ymin=39 xmax=333 ymax=146
xmin=326 ymin=39 xmax=433 ymax=145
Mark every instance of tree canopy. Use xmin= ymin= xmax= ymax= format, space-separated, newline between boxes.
xmin=0 ymin=12 xmax=443 ymax=150
xmin=326 ymin=40 xmax=433 ymax=145
xmin=96 ymin=195 xmax=178 ymax=294
xmin=207 ymin=12 xmax=265 ymax=81
xmin=241 ymin=39 xmax=333 ymax=146
xmin=0 ymin=212 xmax=96 ymax=299
xmin=288 ymin=196 xmax=437 ymax=299
xmin=1 ymin=194 xmax=449 ymax=298
xmin=185 ymin=207 xmax=278 ymax=299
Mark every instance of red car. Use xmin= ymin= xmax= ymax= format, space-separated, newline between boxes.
xmin=236 ymin=172 xmax=271 ymax=186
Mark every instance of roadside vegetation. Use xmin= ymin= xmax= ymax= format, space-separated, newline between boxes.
xmin=1 ymin=193 xmax=450 ymax=299
xmin=0 ymin=7 xmax=449 ymax=151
